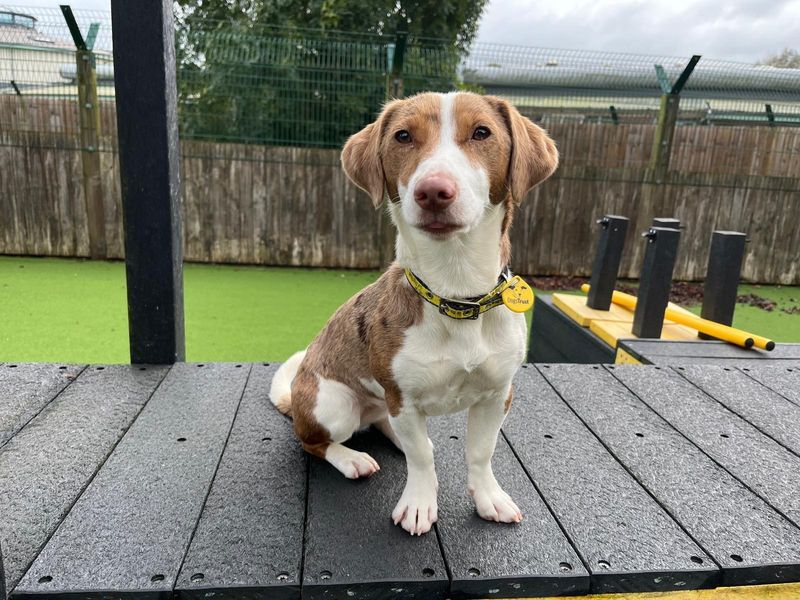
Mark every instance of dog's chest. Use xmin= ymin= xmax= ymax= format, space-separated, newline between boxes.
xmin=392 ymin=307 xmax=526 ymax=416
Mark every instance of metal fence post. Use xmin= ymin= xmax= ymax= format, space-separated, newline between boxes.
xmin=586 ymin=215 xmax=629 ymax=310
xmin=111 ymin=0 xmax=185 ymax=364
xmin=60 ymin=5 xmax=106 ymax=259
xmin=649 ymin=55 xmax=700 ymax=181
xmin=632 ymin=226 xmax=681 ymax=338
xmin=388 ymin=23 xmax=407 ymax=99
xmin=699 ymin=230 xmax=747 ymax=340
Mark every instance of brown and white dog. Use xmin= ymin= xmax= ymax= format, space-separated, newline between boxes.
xmin=270 ymin=91 xmax=558 ymax=535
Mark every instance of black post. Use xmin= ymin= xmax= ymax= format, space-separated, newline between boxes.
xmin=111 ymin=0 xmax=185 ymax=364
xmin=652 ymin=217 xmax=680 ymax=230
xmin=632 ymin=227 xmax=681 ymax=339
xmin=699 ymin=230 xmax=747 ymax=340
xmin=586 ymin=215 xmax=629 ymax=310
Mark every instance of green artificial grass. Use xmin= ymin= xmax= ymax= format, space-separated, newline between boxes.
xmin=686 ymin=284 xmax=800 ymax=345
xmin=1 ymin=256 xmax=798 ymax=364
xmin=0 ymin=256 xmax=378 ymax=364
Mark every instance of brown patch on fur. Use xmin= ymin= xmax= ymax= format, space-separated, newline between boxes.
xmin=368 ymin=266 xmax=424 ymax=416
xmin=288 ymin=264 xmax=423 ymax=451
xmin=452 ymin=93 xmax=513 ymax=205
xmin=500 ymin=199 xmax=515 ymax=266
xmin=342 ymin=94 xmax=442 ymax=206
xmin=504 ymin=388 xmax=513 ymax=414
xmin=289 ymin=368 xmax=330 ymax=458
xmin=484 ymin=96 xmax=559 ymax=203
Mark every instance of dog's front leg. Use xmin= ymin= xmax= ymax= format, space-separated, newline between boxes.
xmin=466 ymin=392 xmax=523 ymax=523
xmin=389 ymin=405 xmax=438 ymax=536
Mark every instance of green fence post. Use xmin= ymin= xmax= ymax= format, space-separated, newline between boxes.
xmin=388 ymin=23 xmax=407 ymax=99
xmin=649 ymin=55 xmax=700 ymax=182
xmin=61 ymin=5 xmax=106 ymax=259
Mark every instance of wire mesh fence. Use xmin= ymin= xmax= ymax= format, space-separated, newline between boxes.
xmin=3 ymin=4 xmax=800 ymax=154
xmin=2 ymin=5 xmax=800 ymax=280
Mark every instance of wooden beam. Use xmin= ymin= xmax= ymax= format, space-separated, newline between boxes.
xmin=649 ymin=56 xmax=701 ymax=180
xmin=60 ymin=6 xmax=106 ymax=258
xmin=649 ymin=93 xmax=680 ymax=180
xmin=111 ymin=0 xmax=185 ymax=364
xmin=76 ymin=48 xmax=106 ymax=259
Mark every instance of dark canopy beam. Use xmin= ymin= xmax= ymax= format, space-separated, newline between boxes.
xmin=111 ymin=0 xmax=185 ymax=364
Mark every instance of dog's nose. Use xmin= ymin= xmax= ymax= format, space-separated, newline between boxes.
xmin=414 ymin=175 xmax=457 ymax=211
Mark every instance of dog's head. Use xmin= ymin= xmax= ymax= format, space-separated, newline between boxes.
xmin=341 ymin=91 xmax=558 ymax=238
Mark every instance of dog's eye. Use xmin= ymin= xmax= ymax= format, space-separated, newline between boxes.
xmin=472 ymin=126 xmax=491 ymax=141
xmin=395 ymin=130 xmax=412 ymax=144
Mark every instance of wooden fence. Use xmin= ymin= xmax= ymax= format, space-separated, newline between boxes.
xmin=1 ymin=96 xmax=799 ymax=283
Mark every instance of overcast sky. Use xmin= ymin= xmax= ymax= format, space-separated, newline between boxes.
xmin=8 ymin=0 xmax=799 ymax=63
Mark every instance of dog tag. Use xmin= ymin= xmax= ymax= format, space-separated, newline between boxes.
xmin=502 ymin=277 xmax=534 ymax=313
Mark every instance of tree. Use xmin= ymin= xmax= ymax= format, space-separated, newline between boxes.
xmin=758 ymin=48 xmax=800 ymax=69
xmin=174 ymin=0 xmax=487 ymax=147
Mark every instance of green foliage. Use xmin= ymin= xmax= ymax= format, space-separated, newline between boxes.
xmin=174 ymin=0 xmax=487 ymax=147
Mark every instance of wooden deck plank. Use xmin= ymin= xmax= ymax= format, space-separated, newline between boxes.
xmin=175 ymin=364 xmax=305 ymax=600
xmin=429 ymin=414 xmax=589 ymax=599
xmin=12 ymin=363 xmax=250 ymax=600
xmin=542 ymin=364 xmax=800 ymax=586
xmin=302 ymin=429 xmax=449 ymax=600
xmin=739 ymin=366 xmax=800 ymax=406
xmin=0 ymin=364 xmax=167 ymax=596
xmin=505 ymin=366 xmax=716 ymax=594
xmin=609 ymin=365 xmax=800 ymax=527
xmin=675 ymin=366 xmax=800 ymax=455
xmin=0 ymin=363 xmax=84 ymax=447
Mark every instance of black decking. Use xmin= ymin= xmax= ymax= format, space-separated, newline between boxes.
xmin=2 ymin=362 xmax=800 ymax=599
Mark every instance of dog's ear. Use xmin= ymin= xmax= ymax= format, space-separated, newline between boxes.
xmin=488 ymin=96 xmax=559 ymax=203
xmin=341 ymin=102 xmax=399 ymax=208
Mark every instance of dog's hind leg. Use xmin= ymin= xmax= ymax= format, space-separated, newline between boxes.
xmin=293 ymin=371 xmax=380 ymax=479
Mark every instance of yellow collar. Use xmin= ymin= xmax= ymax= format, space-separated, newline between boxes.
xmin=404 ymin=267 xmax=519 ymax=320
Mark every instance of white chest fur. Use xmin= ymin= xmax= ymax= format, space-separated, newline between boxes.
xmin=392 ymin=305 xmax=527 ymax=416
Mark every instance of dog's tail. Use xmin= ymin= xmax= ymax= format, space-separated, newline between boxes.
xmin=269 ymin=349 xmax=307 ymax=417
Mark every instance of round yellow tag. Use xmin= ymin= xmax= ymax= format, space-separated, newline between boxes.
xmin=501 ymin=278 xmax=534 ymax=313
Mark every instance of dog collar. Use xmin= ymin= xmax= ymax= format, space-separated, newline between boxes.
xmin=404 ymin=267 xmax=522 ymax=320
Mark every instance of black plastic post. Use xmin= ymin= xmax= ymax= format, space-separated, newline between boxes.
xmin=587 ymin=215 xmax=629 ymax=310
xmin=699 ymin=231 xmax=747 ymax=340
xmin=111 ymin=0 xmax=185 ymax=364
xmin=632 ymin=227 xmax=681 ymax=339
xmin=652 ymin=217 xmax=680 ymax=230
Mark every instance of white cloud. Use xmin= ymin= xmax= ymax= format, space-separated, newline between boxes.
xmin=476 ymin=0 xmax=800 ymax=63
xmin=7 ymin=0 xmax=799 ymax=63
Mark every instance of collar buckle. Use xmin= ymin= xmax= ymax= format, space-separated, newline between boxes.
xmin=439 ymin=299 xmax=481 ymax=320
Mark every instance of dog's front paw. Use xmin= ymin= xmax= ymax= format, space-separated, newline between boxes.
xmin=469 ymin=482 xmax=522 ymax=523
xmin=392 ymin=478 xmax=438 ymax=536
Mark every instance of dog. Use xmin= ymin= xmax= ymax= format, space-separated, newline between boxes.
xmin=270 ymin=91 xmax=558 ymax=535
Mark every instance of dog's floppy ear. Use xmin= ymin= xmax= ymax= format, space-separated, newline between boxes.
xmin=488 ymin=96 xmax=559 ymax=203
xmin=341 ymin=101 xmax=399 ymax=208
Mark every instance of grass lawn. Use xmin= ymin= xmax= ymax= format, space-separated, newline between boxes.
xmin=1 ymin=256 xmax=798 ymax=364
